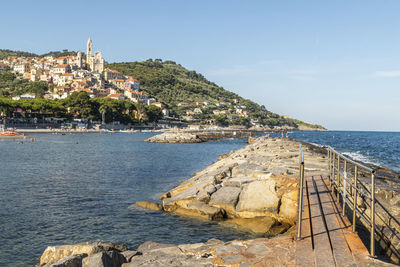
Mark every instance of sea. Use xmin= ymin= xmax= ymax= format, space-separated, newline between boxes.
xmin=0 ymin=131 xmax=399 ymax=266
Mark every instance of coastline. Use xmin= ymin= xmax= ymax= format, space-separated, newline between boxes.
xmin=35 ymin=136 xmax=400 ymax=266
xmin=14 ymin=134 xmax=395 ymax=266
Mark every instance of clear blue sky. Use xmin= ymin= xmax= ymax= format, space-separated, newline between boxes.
xmin=1 ymin=0 xmax=399 ymax=131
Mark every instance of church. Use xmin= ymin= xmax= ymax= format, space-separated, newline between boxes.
xmin=85 ymin=38 xmax=104 ymax=73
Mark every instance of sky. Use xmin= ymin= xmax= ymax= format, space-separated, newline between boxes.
xmin=1 ymin=0 xmax=399 ymax=131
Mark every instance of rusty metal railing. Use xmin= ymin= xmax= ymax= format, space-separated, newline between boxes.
xmin=297 ymin=144 xmax=305 ymax=240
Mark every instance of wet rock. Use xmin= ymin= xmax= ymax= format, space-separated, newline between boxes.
xmin=134 ymin=201 xmax=163 ymax=211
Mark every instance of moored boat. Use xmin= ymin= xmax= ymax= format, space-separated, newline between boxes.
xmin=0 ymin=130 xmax=18 ymax=136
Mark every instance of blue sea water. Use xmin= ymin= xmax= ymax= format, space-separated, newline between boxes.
xmin=0 ymin=133 xmax=249 ymax=267
xmin=0 ymin=131 xmax=399 ymax=266
xmin=290 ymin=131 xmax=400 ymax=172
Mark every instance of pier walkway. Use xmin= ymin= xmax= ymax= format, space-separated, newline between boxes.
xmin=294 ymin=145 xmax=398 ymax=266
xmin=295 ymin=175 xmax=373 ymax=266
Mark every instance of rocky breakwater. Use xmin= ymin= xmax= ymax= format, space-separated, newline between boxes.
xmin=145 ymin=132 xmax=203 ymax=143
xmin=38 ymin=237 xmax=297 ymax=266
xmin=149 ymin=137 xmax=329 ymax=235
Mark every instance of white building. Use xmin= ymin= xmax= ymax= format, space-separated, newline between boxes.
xmin=12 ymin=93 xmax=36 ymax=100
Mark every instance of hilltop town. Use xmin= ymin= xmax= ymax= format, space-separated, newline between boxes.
xmin=0 ymin=39 xmax=325 ymax=130
xmin=0 ymin=39 xmax=165 ymax=109
xmin=0 ymin=38 xmax=254 ymax=124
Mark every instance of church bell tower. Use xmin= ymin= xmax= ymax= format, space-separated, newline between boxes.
xmin=86 ymin=37 xmax=93 ymax=65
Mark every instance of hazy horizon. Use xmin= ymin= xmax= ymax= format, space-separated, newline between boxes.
xmin=1 ymin=0 xmax=400 ymax=131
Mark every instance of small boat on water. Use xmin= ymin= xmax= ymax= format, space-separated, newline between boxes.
xmin=0 ymin=130 xmax=18 ymax=136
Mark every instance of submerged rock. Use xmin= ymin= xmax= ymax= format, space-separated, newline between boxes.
xmin=134 ymin=201 xmax=163 ymax=211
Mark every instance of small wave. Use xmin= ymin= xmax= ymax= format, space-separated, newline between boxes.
xmin=342 ymin=151 xmax=383 ymax=167
xmin=309 ymin=142 xmax=324 ymax=148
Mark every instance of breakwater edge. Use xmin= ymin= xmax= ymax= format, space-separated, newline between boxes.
xmin=38 ymin=137 xmax=328 ymax=266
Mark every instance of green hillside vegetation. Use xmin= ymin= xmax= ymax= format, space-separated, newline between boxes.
xmin=0 ymin=49 xmax=38 ymax=59
xmin=0 ymin=72 xmax=51 ymax=97
xmin=0 ymin=49 xmax=79 ymax=59
xmin=107 ymin=59 xmax=324 ymax=129
xmin=40 ymin=50 xmax=81 ymax=58
xmin=0 ymin=91 xmax=162 ymax=124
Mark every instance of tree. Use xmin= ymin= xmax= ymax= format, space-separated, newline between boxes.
xmin=213 ymin=115 xmax=229 ymax=126
xmin=144 ymin=105 xmax=162 ymax=128
xmin=65 ymin=91 xmax=96 ymax=119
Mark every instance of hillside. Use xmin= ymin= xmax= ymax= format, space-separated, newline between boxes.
xmin=107 ymin=59 xmax=324 ymax=129
xmin=0 ymin=49 xmax=78 ymax=59
xmin=0 ymin=48 xmax=324 ymax=129
xmin=0 ymin=49 xmax=38 ymax=59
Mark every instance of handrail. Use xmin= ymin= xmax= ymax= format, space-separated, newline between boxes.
xmin=327 ymin=147 xmax=376 ymax=257
xmin=297 ymin=144 xmax=305 ymax=240
xmin=296 ymin=144 xmax=400 ymax=260
xmin=327 ymin=146 xmax=373 ymax=172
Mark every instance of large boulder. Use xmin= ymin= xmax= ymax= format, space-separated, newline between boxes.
xmin=186 ymin=201 xmax=226 ymax=220
xmin=196 ymin=184 xmax=217 ymax=202
xmin=209 ymin=186 xmax=241 ymax=216
xmin=222 ymin=177 xmax=255 ymax=187
xmin=235 ymin=180 xmax=280 ymax=218
xmin=125 ymin=241 xmax=214 ymax=267
xmin=82 ymin=251 xmax=126 ymax=267
xmin=46 ymin=254 xmax=87 ymax=267
xmin=231 ymin=163 xmax=269 ymax=178
xmin=222 ymin=216 xmax=278 ymax=234
xmin=40 ymin=242 xmax=127 ymax=266
xmin=279 ymin=190 xmax=298 ymax=222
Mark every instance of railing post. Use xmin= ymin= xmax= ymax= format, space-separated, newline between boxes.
xmin=343 ymin=160 xmax=347 ymax=216
xmin=297 ymin=145 xmax=305 ymax=240
xmin=337 ymin=155 xmax=340 ymax=205
xmin=328 ymin=149 xmax=330 ymax=176
xmin=352 ymin=165 xmax=358 ymax=232
xmin=370 ymin=170 xmax=376 ymax=257
xmin=332 ymin=152 xmax=335 ymax=195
